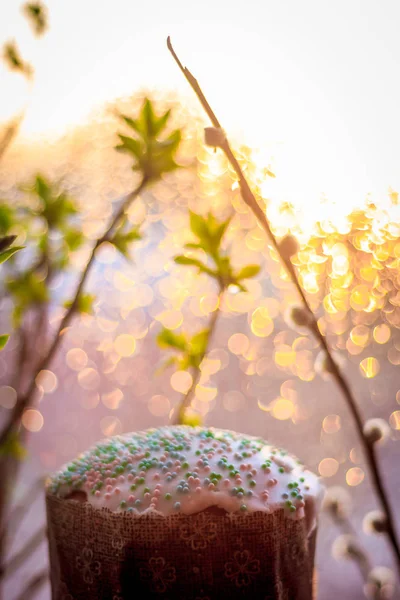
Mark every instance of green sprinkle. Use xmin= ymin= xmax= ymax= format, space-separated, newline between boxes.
xmin=164 ymin=493 xmax=171 ymax=500
xmin=279 ymin=467 xmax=285 ymax=474
xmin=240 ymin=504 xmax=247 ymax=512
xmin=290 ymin=505 xmax=296 ymax=513
xmin=137 ymin=477 xmax=145 ymax=485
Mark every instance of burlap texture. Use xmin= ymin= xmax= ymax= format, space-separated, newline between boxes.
xmin=46 ymin=492 xmax=317 ymax=600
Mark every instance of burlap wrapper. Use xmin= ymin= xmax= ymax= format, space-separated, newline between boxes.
xmin=46 ymin=492 xmax=317 ymax=600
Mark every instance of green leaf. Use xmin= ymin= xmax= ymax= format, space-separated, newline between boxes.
xmin=174 ymin=255 xmax=215 ymax=277
xmin=190 ymin=329 xmax=210 ymax=356
xmin=0 ymin=431 xmax=27 ymax=460
xmin=64 ymin=228 xmax=84 ymax=252
xmin=64 ymin=293 xmax=95 ymax=315
xmin=116 ymin=134 xmax=143 ymax=159
xmin=189 ymin=211 xmax=209 ymax=242
xmin=181 ymin=412 xmax=203 ymax=427
xmin=111 ymin=227 xmax=142 ymax=258
xmin=0 ymin=205 xmax=15 ymax=234
xmin=0 ymin=235 xmax=17 ymax=252
xmin=235 ymin=264 xmax=261 ymax=280
xmin=0 ymin=334 xmax=9 ymax=350
xmin=0 ymin=245 xmax=23 ymax=264
xmin=153 ymin=108 xmax=171 ymax=135
xmin=157 ymin=328 xmax=187 ymax=351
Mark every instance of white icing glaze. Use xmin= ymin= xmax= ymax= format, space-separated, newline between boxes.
xmin=49 ymin=426 xmax=323 ymax=533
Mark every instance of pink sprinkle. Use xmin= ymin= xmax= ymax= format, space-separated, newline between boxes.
xmin=207 ymin=453 xmax=213 ymax=459
xmin=188 ymin=476 xmax=194 ymax=484
xmin=166 ymin=472 xmax=172 ymax=478
xmin=105 ymin=493 xmax=111 ymax=501
xmin=197 ymin=460 xmax=203 ymax=467
xmin=119 ymin=476 xmax=125 ymax=483
xmin=127 ymin=474 xmax=134 ymax=482
xmin=174 ymin=460 xmax=181 ymax=466
xmin=223 ymin=479 xmax=230 ymax=487
xmin=204 ymin=466 xmax=211 ymax=473
xmin=106 ymin=485 xmax=112 ymax=492
xmin=297 ymin=501 xmax=305 ymax=508
xmin=236 ymin=478 xmax=242 ymax=485
xmin=95 ymin=490 xmax=100 ymax=497
xmin=155 ymin=483 xmax=162 ymax=490
xmin=176 ymin=466 xmax=181 ymax=472
xmin=149 ymin=503 xmax=156 ymax=509
xmin=134 ymin=476 xmax=140 ymax=484
xmin=212 ymin=442 xmax=218 ymax=448
xmin=268 ymin=479 xmax=278 ymax=487
xmin=208 ymin=483 xmax=215 ymax=491
xmin=111 ymin=478 xmax=117 ymax=484
xmin=195 ymin=487 xmax=202 ymax=493
xmin=144 ymin=493 xmax=151 ymax=500
xmin=217 ymin=448 xmax=223 ymax=454
xmin=139 ymin=471 xmax=146 ymax=478
xmin=151 ymin=497 xmax=158 ymax=504
xmin=247 ymin=463 xmax=252 ymax=470
xmin=153 ymin=489 xmax=161 ymax=497
xmin=193 ymin=467 xmax=199 ymax=473
xmin=199 ymin=443 xmax=204 ymax=449
xmin=240 ymin=464 xmax=246 ymax=471
xmin=153 ymin=473 xmax=160 ymax=481
xmin=128 ymin=495 xmax=135 ymax=503
xmin=264 ymin=468 xmax=271 ymax=474
xmin=114 ymin=488 xmax=120 ymax=495
xmin=251 ymin=469 xmax=257 ymax=476
xmin=159 ymin=455 xmax=166 ymax=462
xmin=194 ymin=478 xmax=201 ymax=486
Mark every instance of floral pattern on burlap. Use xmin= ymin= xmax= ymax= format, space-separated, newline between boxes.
xmin=75 ymin=547 xmax=101 ymax=584
xmin=224 ymin=549 xmax=260 ymax=587
xmin=46 ymin=493 xmax=317 ymax=599
xmin=179 ymin=512 xmax=218 ymax=550
xmin=139 ymin=556 xmax=176 ymax=593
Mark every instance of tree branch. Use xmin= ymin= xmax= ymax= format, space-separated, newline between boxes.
xmin=1 ymin=526 xmax=46 ymax=579
xmin=15 ymin=569 xmax=48 ymax=600
xmin=172 ymin=285 xmax=224 ymax=425
xmin=0 ymin=178 xmax=147 ymax=447
xmin=0 ymin=476 xmax=45 ymax=550
xmin=166 ymin=36 xmax=400 ymax=573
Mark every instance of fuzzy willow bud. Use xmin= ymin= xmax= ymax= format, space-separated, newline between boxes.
xmin=363 ymin=418 xmax=390 ymax=446
xmin=363 ymin=510 xmax=387 ymax=535
xmin=204 ymin=127 xmax=226 ymax=148
xmin=279 ymin=235 xmax=299 ymax=262
xmin=364 ymin=567 xmax=395 ymax=600
xmin=331 ymin=534 xmax=365 ymax=562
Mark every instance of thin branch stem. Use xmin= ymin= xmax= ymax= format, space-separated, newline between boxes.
xmin=0 ymin=115 xmax=22 ymax=165
xmin=173 ymin=285 xmax=224 ymax=424
xmin=15 ymin=569 xmax=48 ymax=600
xmin=328 ymin=511 xmax=372 ymax=581
xmin=1 ymin=526 xmax=46 ymax=579
xmin=0 ymin=476 xmax=45 ymax=550
xmin=167 ymin=36 xmax=400 ymax=572
xmin=0 ymin=178 xmax=147 ymax=447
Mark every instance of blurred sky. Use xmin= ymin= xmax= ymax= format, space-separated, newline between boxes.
xmin=1 ymin=0 xmax=400 ymax=212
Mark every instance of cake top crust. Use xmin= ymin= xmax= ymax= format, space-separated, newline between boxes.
xmin=48 ymin=426 xmax=322 ymax=526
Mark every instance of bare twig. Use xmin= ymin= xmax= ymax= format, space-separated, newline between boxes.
xmin=329 ymin=512 xmax=373 ymax=581
xmin=2 ymin=526 xmax=46 ymax=579
xmin=173 ymin=286 xmax=224 ymax=424
xmin=167 ymin=36 xmax=400 ymax=572
xmin=0 ymin=476 xmax=45 ymax=550
xmin=0 ymin=178 xmax=147 ymax=447
xmin=15 ymin=569 xmax=48 ymax=600
xmin=0 ymin=115 xmax=22 ymax=164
